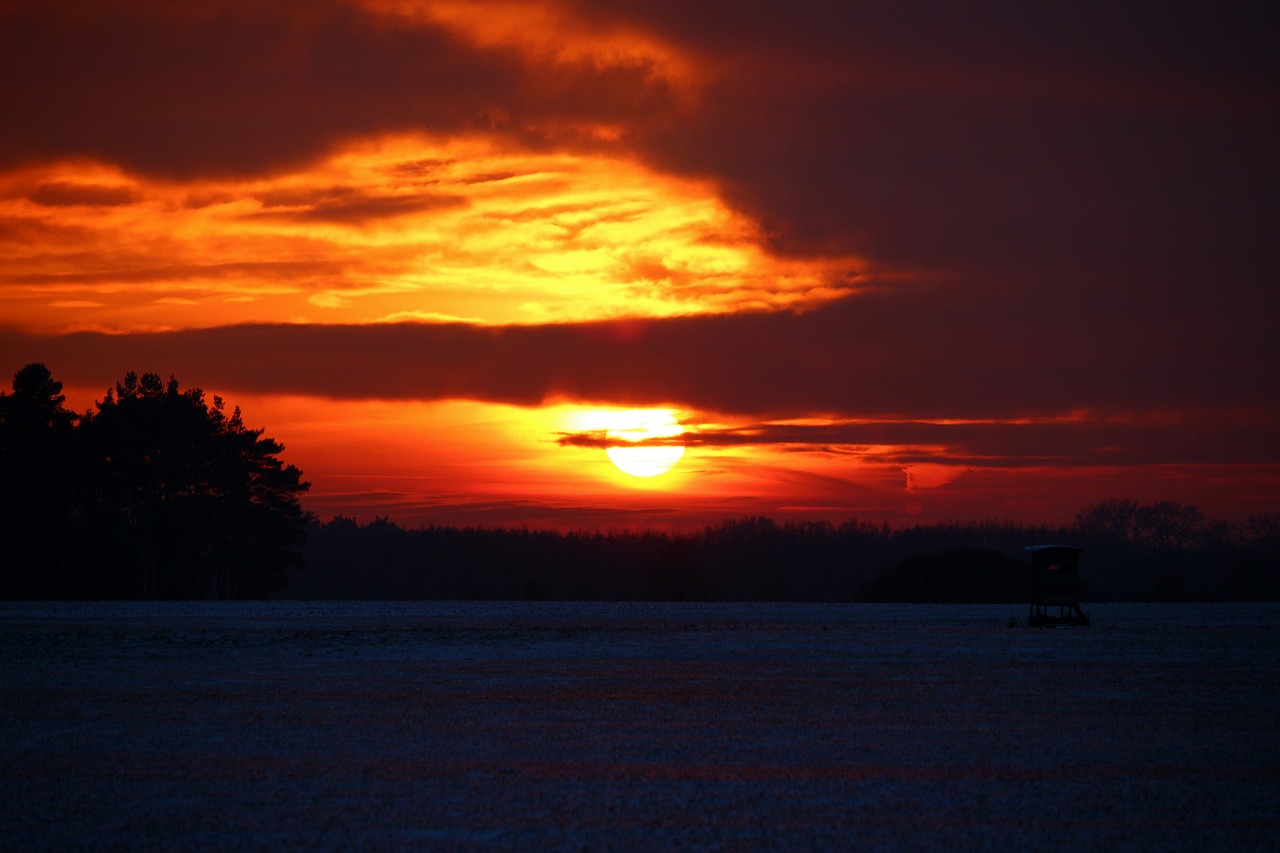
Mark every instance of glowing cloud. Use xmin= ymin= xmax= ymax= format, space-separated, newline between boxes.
xmin=0 ymin=135 xmax=860 ymax=334
xmin=360 ymin=0 xmax=704 ymax=92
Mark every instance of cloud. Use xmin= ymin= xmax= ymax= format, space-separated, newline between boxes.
xmin=29 ymin=182 xmax=141 ymax=207
xmin=559 ymin=415 xmax=1280 ymax=468
xmin=559 ymin=1 xmax=1280 ymax=359
xmin=3 ymin=288 xmax=1276 ymax=423
xmin=0 ymin=1 xmax=684 ymax=178
xmin=2 ymin=260 xmax=349 ymax=288
xmin=249 ymin=186 xmax=467 ymax=224
xmin=0 ymin=136 xmax=860 ymax=333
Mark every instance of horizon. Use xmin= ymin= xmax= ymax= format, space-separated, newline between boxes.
xmin=3 ymin=2 xmax=1277 ymax=531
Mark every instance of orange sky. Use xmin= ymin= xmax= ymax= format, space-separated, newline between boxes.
xmin=2 ymin=0 xmax=1277 ymax=528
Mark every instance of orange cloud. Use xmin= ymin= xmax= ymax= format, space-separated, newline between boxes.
xmin=359 ymin=0 xmax=704 ymax=93
xmin=0 ymin=135 xmax=861 ymax=334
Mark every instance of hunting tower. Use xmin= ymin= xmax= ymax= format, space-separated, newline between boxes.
xmin=1024 ymin=545 xmax=1088 ymax=626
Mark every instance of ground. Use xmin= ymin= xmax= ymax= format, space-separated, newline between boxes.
xmin=2 ymin=602 xmax=1278 ymax=850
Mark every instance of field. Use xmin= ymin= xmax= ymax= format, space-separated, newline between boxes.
xmin=2 ymin=602 xmax=1278 ymax=850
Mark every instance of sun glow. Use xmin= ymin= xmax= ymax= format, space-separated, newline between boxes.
xmin=605 ymin=409 xmax=686 ymax=478
xmin=561 ymin=407 xmax=688 ymax=479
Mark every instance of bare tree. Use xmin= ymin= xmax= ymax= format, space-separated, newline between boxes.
xmin=1244 ymin=513 xmax=1280 ymax=551
xmin=1073 ymin=498 xmax=1142 ymax=545
xmin=1137 ymin=501 xmax=1204 ymax=549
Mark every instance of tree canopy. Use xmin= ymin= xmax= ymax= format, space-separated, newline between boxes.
xmin=0 ymin=364 xmax=309 ymax=599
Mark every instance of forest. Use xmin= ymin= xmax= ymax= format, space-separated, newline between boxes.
xmin=289 ymin=506 xmax=1280 ymax=603
xmin=3 ymin=363 xmax=1277 ymax=602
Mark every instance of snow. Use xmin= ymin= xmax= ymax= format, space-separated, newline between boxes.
xmin=2 ymin=602 xmax=1278 ymax=850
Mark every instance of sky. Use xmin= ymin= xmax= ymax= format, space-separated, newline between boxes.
xmin=2 ymin=0 xmax=1277 ymax=529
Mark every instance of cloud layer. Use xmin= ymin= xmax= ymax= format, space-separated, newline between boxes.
xmin=5 ymin=1 xmax=1273 ymax=340
xmin=4 ymin=300 xmax=1275 ymax=448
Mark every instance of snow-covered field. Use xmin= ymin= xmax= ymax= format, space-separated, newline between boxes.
xmin=2 ymin=602 xmax=1277 ymax=850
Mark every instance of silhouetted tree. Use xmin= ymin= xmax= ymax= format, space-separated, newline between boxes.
xmin=73 ymin=371 xmax=310 ymax=598
xmin=1073 ymin=498 xmax=1143 ymax=546
xmin=1137 ymin=501 xmax=1204 ymax=549
xmin=1244 ymin=513 xmax=1280 ymax=552
xmin=0 ymin=364 xmax=76 ymax=597
xmin=2 ymin=364 xmax=309 ymax=599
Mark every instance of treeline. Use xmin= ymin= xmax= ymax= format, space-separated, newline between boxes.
xmin=290 ymin=504 xmax=1280 ymax=602
xmin=0 ymin=364 xmax=309 ymax=599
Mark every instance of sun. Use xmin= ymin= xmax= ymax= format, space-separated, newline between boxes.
xmin=605 ymin=410 xmax=686 ymax=478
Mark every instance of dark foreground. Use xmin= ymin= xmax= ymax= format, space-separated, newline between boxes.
xmin=2 ymin=602 xmax=1278 ymax=850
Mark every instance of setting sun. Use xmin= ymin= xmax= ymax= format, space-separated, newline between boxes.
xmin=605 ymin=409 xmax=686 ymax=478
xmin=558 ymin=407 xmax=688 ymax=480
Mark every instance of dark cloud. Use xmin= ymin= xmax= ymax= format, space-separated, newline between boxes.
xmin=250 ymin=187 xmax=467 ymax=224
xmin=0 ymin=0 xmax=680 ymax=178
xmin=0 ymin=215 xmax=96 ymax=245
xmin=0 ymin=259 xmax=348 ymax=287
xmin=28 ymin=182 xmax=141 ymax=207
xmin=558 ymin=416 xmax=1280 ymax=467
xmin=576 ymin=1 xmax=1280 ymax=360
xmin=2 ymin=288 xmax=1275 ymax=422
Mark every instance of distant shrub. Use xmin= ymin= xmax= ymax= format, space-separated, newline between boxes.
xmin=855 ymin=548 xmax=1026 ymax=603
